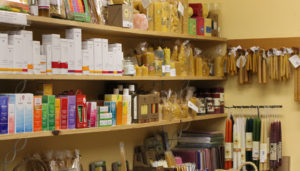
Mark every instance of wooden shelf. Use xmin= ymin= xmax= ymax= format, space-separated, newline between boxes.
xmin=0 ymin=114 xmax=226 ymax=141
xmin=0 ymin=74 xmax=225 ymax=81
xmin=27 ymin=16 xmax=227 ymax=42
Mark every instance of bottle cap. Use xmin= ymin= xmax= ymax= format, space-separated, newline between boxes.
xmin=129 ymin=85 xmax=135 ymax=92
xmin=118 ymin=85 xmax=123 ymax=91
xmin=123 ymin=88 xmax=129 ymax=95
xmin=113 ymin=88 xmax=119 ymax=95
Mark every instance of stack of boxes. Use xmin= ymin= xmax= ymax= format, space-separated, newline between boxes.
xmin=189 ymin=3 xmax=212 ymax=37
xmin=0 ymin=28 xmax=124 ymax=76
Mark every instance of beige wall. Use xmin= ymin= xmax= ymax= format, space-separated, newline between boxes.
xmin=190 ymin=0 xmax=300 ymax=169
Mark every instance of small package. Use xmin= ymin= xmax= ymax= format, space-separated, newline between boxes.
xmin=107 ymin=4 xmax=133 ymax=28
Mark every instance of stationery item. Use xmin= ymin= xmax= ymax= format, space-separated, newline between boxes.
xmin=55 ymin=98 xmax=61 ymax=130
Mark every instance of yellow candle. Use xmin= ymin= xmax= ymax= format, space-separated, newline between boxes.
xmin=142 ymin=65 xmax=148 ymax=76
xmin=135 ymin=65 xmax=142 ymax=76
xmin=195 ymin=57 xmax=203 ymax=77
xmin=154 ymin=1 xmax=162 ymax=31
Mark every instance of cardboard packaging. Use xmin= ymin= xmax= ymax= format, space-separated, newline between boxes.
xmin=101 ymin=39 xmax=109 ymax=75
xmin=0 ymin=96 xmax=8 ymax=134
xmin=8 ymin=35 xmax=26 ymax=74
xmin=209 ymin=13 xmax=219 ymax=37
xmin=32 ymin=41 xmax=41 ymax=74
xmin=33 ymin=96 xmax=42 ymax=132
xmin=188 ymin=18 xmax=197 ymax=35
xmin=122 ymin=102 xmax=127 ymax=125
xmin=67 ymin=95 xmax=76 ymax=129
xmin=43 ymin=95 xmax=55 ymax=131
xmin=107 ymin=4 xmax=133 ymax=28
xmin=7 ymin=45 xmax=13 ymax=73
xmin=105 ymin=95 xmax=123 ymax=102
xmin=60 ymin=96 xmax=68 ymax=129
xmin=89 ymin=38 xmax=102 ymax=75
xmin=55 ymin=98 xmax=61 ymax=130
xmin=42 ymin=34 xmax=61 ymax=74
xmin=137 ymin=94 xmax=159 ymax=123
xmin=98 ymin=106 xmax=111 ymax=127
xmin=43 ymin=84 xmax=53 ymax=95
xmin=0 ymin=34 xmax=9 ymax=73
xmin=87 ymin=102 xmax=97 ymax=127
xmin=76 ymin=94 xmax=87 ymax=128
xmin=104 ymin=101 xmax=116 ymax=126
xmin=116 ymin=101 xmax=123 ymax=125
xmin=204 ymin=18 xmax=212 ymax=37
xmin=42 ymin=98 xmax=48 ymax=131
xmin=16 ymin=30 xmax=33 ymax=74
xmin=66 ymin=39 xmax=75 ymax=74
xmin=66 ymin=28 xmax=82 ymax=74
xmin=24 ymin=94 xmax=33 ymax=132
xmin=60 ymin=39 xmax=69 ymax=74
xmin=82 ymin=40 xmax=94 ymax=75
xmin=15 ymin=94 xmax=25 ymax=133
xmin=99 ymin=118 xmax=113 ymax=127
xmin=189 ymin=3 xmax=203 ymax=17
xmin=193 ymin=17 xmax=204 ymax=36
xmin=42 ymin=44 xmax=53 ymax=74
xmin=7 ymin=95 xmax=15 ymax=134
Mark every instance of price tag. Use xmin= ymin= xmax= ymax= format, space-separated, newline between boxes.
xmin=246 ymin=132 xmax=253 ymax=151
xmin=178 ymin=2 xmax=184 ymax=16
xmin=165 ymin=65 xmax=171 ymax=73
xmin=162 ymin=65 xmax=166 ymax=73
xmin=141 ymin=0 xmax=151 ymax=9
xmin=270 ymin=143 xmax=277 ymax=161
xmin=170 ymin=69 xmax=176 ymax=77
xmin=252 ymin=141 xmax=260 ymax=160
xmin=289 ymin=55 xmax=300 ymax=68
xmin=260 ymin=143 xmax=267 ymax=163
xmin=188 ymin=101 xmax=199 ymax=113
xmin=225 ymin=143 xmax=233 ymax=160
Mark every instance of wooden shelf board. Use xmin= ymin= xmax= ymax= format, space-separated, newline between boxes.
xmin=0 ymin=74 xmax=225 ymax=81
xmin=0 ymin=114 xmax=226 ymax=141
xmin=27 ymin=16 xmax=227 ymax=42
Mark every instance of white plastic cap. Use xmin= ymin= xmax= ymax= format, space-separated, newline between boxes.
xmin=129 ymin=85 xmax=135 ymax=92
xmin=123 ymin=88 xmax=129 ymax=95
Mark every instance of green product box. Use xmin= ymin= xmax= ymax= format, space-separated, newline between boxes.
xmin=48 ymin=95 xmax=56 ymax=130
xmin=42 ymin=103 xmax=48 ymax=131
xmin=188 ymin=18 xmax=197 ymax=35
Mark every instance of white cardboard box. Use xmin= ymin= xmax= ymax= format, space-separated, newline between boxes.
xmin=82 ymin=40 xmax=94 ymax=75
xmin=32 ymin=41 xmax=41 ymax=74
xmin=8 ymin=35 xmax=25 ymax=74
xmin=66 ymin=28 xmax=82 ymax=74
xmin=0 ymin=34 xmax=9 ymax=73
xmin=42 ymin=34 xmax=61 ymax=74
xmin=89 ymin=38 xmax=102 ymax=75
xmin=16 ymin=30 xmax=33 ymax=74
xmin=60 ymin=39 xmax=68 ymax=75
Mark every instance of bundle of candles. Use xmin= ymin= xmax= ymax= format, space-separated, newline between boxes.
xmin=225 ymin=46 xmax=298 ymax=84
xmin=224 ymin=107 xmax=282 ymax=170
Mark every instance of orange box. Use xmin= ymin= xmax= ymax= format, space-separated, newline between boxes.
xmin=116 ymin=101 xmax=123 ymax=125
xmin=55 ymin=98 xmax=61 ymax=130
xmin=33 ymin=96 xmax=42 ymax=132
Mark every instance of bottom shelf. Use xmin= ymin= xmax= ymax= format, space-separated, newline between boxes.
xmin=0 ymin=114 xmax=227 ymax=141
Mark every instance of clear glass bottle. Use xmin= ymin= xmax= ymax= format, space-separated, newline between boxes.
xmin=38 ymin=0 xmax=50 ymax=17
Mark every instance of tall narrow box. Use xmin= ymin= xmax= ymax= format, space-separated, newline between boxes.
xmin=89 ymin=38 xmax=102 ymax=75
xmin=8 ymin=35 xmax=26 ymax=74
xmin=87 ymin=102 xmax=97 ymax=127
xmin=116 ymin=101 xmax=123 ymax=125
xmin=32 ymin=41 xmax=41 ymax=74
xmin=188 ymin=18 xmax=197 ymax=35
xmin=66 ymin=28 xmax=82 ymax=74
xmin=76 ymin=94 xmax=87 ymax=128
xmin=0 ymin=34 xmax=9 ymax=73
xmin=15 ymin=94 xmax=25 ymax=133
xmin=193 ymin=17 xmax=204 ymax=36
xmin=101 ymin=39 xmax=109 ymax=75
xmin=16 ymin=30 xmax=33 ymax=74
xmin=42 ymin=34 xmax=61 ymax=74
xmin=60 ymin=97 xmax=68 ymax=129
xmin=67 ymin=39 xmax=75 ymax=74
xmin=104 ymin=101 xmax=116 ymax=126
xmin=42 ymin=44 xmax=52 ymax=74
xmin=33 ymin=96 xmax=42 ymax=132
xmin=204 ymin=18 xmax=212 ymax=37
xmin=0 ymin=96 xmax=8 ymax=134
xmin=82 ymin=40 xmax=94 ymax=75
xmin=55 ymin=98 xmax=61 ymax=130
xmin=60 ymin=39 xmax=69 ymax=74
xmin=48 ymin=95 xmax=56 ymax=131
xmin=24 ymin=94 xmax=33 ymax=132
xmin=42 ymin=96 xmax=49 ymax=131
xmin=68 ymin=96 xmax=76 ymax=129
xmin=122 ymin=101 xmax=127 ymax=125
xmin=7 ymin=94 xmax=15 ymax=134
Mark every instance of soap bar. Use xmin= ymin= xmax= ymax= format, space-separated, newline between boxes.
xmin=188 ymin=18 xmax=197 ymax=35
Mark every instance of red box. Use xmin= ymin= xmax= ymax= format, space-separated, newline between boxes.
xmin=193 ymin=17 xmax=204 ymax=36
xmin=76 ymin=94 xmax=87 ymax=128
xmin=189 ymin=3 xmax=203 ymax=17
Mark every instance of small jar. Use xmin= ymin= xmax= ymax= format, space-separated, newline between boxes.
xmin=38 ymin=0 xmax=50 ymax=17
xmin=123 ymin=60 xmax=135 ymax=76
xmin=213 ymin=93 xmax=221 ymax=113
xmin=205 ymin=94 xmax=215 ymax=114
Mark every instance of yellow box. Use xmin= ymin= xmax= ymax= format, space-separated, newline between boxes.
xmin=204 ymin=18 xmax=212 ymax=37
xmin=105 ymin=95 xmax=123 ymax=102
xmin=43 ymin=84 xmax=53 ymax=95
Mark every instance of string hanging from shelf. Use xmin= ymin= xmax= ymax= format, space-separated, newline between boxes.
xmin=224 ymin=105 xmax=282 ymax=171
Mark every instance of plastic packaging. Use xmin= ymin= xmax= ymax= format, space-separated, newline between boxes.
xmin=50 ymin=0 xmax=66 ymax=18
xmin=194 ymin=48 xmax=203 ymax=77
xmin=0 ymin=0 xmax=29 ymax=13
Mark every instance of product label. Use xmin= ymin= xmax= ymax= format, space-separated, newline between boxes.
xmin=188 ymin=101 xmax=199 ymax=113
xmin=233 ymin=133 xmax=240 ymax=152
xmin=38 ymin=0 xmax=50 ymax=8
xmin=270 ymin=143 xmax=277 ymax=161
xmin=170 ymin=69 xmax=176 ymax=77
xmin=225 ymin=143 xmax=233 ymax=160
xmin=252 ymin=141 xmax=260 ymax=160
xmin=246 ymin=132 xmax=253 ymax=151
xmin=260 ymin=143 xmax=267 ymax=163
xmin=278 ymin=142 xmax=282 ymax=160
xmin=30 ymin=6 xmax=38 ymax=16
xmin=289 ymin=55 xmax=300 ymax=68
xmin=133 ymin=96 xmax=137 ymax=120
xmin=241 ymin=150 xmax=246 ymax=162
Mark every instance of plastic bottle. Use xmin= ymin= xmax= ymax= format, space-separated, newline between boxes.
xmin=123 ymin=88 xmax=131 ymax=125
xmin=129 ymin=85 xmax=137 ymax=123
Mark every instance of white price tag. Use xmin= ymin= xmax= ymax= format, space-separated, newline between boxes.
xmin=225 ymin=143 xmax=233 ymax=160
xmin=278 ymin=142 xmax=282 ymax=160
xmin=260 ymin=143 xmax=267 ymax=163
xmin=236 ymin=56 xmax=247 ymax=68
xmin=188 ymin=101 xmax=199 ymax=113
xmin=252 ymin=141 xmax=260 ymax=160
xmin=270 ymin=143 xmax=277 ymax=161
xmin=170 ymin=69 xmax=176 ymax=77
xmin=178 ymin=2 xmax=184 ymax=16
xmin=246 ymin=132 xmax=253 ymax=151
xmin=289 ymin=55 xmax=300 ymax=68
xmin=165 ymin=65 xmax=171 ymax=73
xmin=141 ymin=0 xmax=151 ymax=8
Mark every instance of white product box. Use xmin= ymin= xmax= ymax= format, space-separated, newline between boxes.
xmin=41 ymin=44 xmax=52 ymax=74
xmin=81 ymin=49 xmax=89 ymax=75
xmin=66 ymin=39 xmax=75 ymax=74
xmin=32 ymin=41 xmax=41 ymax=74
xmin=101 ymin=39 xmax=109 ymax=75
xmin=0 ymin=10 xmax=27 ymax=25
xmin=16 ymin=30 xmax=33 ymax=74
xmin=60 ymin=39 xmax=68 ymax=74
xmin=15 ymin=94 xmax=25 ymax=133
xmin=66 ymin=28 xmax=82 ymax=74
xmin=8 ymin=35 xmax=26 ymax=74
xmin=0 ymin=34 xmax=9 ymax=73
xmin=42 ymin=34 xmax=61 ymax=74
xmin=7 ymin=45 xmax=13 ymax=73
xmin=82 ymin=40 xmax=94 ymax=75
xmin=108 ymin=43 xmax=122 ymax=52
xmin=24 ymin=94 xmax=33 ymax=132
xmin=107 ymin=51 xmax=115 ymax=75
xmin=89 ymin=38 xmax=102 ymax=75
